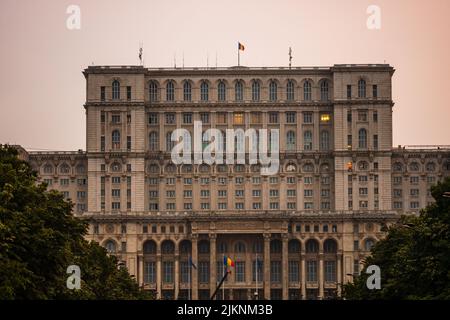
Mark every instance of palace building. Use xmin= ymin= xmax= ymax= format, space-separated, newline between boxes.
xmin=18 ymin=64 xmax=450 ymax=300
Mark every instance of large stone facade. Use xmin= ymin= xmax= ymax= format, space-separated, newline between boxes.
xmin=20 ymin=64 xmax=450 ymax=300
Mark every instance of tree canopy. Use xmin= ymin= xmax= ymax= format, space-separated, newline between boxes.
xmin=0 ymin=145 xmax=151 ymax=299
xmin=343 ymin=177 xmax=450 ymax=300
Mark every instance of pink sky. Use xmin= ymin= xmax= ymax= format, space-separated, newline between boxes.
xmin=1 ymin=0 xmax=449 ymax=150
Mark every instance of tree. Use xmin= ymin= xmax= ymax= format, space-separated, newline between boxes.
xmin=0 ymin=145 xmax=151 ymax=299
xmin=343 ymin=177 xmax=450 ymax=300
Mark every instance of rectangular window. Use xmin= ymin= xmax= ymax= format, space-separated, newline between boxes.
xmin=112 ymin=202 xmax=121 ymax=210
xmin=100 ymin=86 xmax=106 ymax=101
xmin=148 ymin=113 xmax=158 ymax=124
xmin=286 ymin=112 xmax=296 ymax=123
xmin=217 ymin=112 xmax=227 ymax=124
xmin=373 ymin=135 xmax=378 ymax=149
xmin=165 ymin=113 xmax=176 ymax=124
xmin=111 ymin=114 xmax=121 ymax=124
xmin=269 ymin=202 xmax=279 ymax=209
xmin=200 ymin=112 xmax=209 ymax=123
xmin=163 ymin=261 xmax=174 ymax=283
xmin=233 ymin=112 xmax=244 ymax=125
xmin=288 ymin=261 xmax=299 ymax=282
xmin=303 ymin=112 xmax=313 ymax=124
xmin=127 ymin=136 xmax=131 ymax=150
xmin=358 ymin=111 xmax=368 ymax=122
xmin=235 ymin=262 xmax=245 ymax=283
xmin=127 ymin=86 xmax=131 ymax=100
xmin=199 ymin=262 xmax=209 ymax=283
xmin=372 ymin=85 xmax=378 ymax=98
xmin=250 ymin=112 xmax=262 ymax=124
xmin=306 ymin=260 xmax=317 ymax=282
xmin=324 ymin=261 xmax=336 ymax=282
xmin=183 ymin=113 xmax=193 ymax=124
xmin=144 ymin=261 xmax=156 ymax=284
xmin=270 ymin=261 xmax=281 ymax=283
xmin=268 ymin=112 xmax=279 ymax=124
xmin=346 ymin=85 xmax=352 ymax=99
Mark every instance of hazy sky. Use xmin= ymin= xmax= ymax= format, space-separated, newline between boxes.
xmin=1 ymin=0 xmax=449 ymax=150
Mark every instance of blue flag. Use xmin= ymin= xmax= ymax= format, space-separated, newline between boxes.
xmin=189 ymin=256 xmax=197 ymax=269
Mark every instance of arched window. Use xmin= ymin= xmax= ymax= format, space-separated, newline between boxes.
xmin=234 ymin=242 xmax=246 ymax=253
xmin=180 ymin=241 xmax=191 ymax=254
xmin=199 ymin=164 xmax=210 ymax=173
xmin=364 ymin=238 xmax=375 ymax=251
xmin=105 ymin=240 xmax=117 ymax=253
xmin=324 ymin=239 xmax=337 ymax=253
xmin=198 ymin=240 xmax=210 ymax=254
xmin=358 ymin=79 xmax=366 ymax=98
xmin=183 ymin=81 xmax=192 ymax=101
xmin=288 ymin=240 xmax=301 ymax=254
xmin=251 ymin=80 xmax=260 ymax=101
xmin=200 ymin=81 xmax=209 ymax=101
xmin=149 ymin=81 xmax=159 ymax=102
xmin=218 ymin=242 xmax=227 ymax=253
xmin=76 ymin=164 xmax=85 ymax=174
xmin=305 ymin=239 xmax=319 ymax=253
xmin=148 ymin=164 xmax=159 ymax=173
xmin=143 ymin=240 xmax=156 ymax=254
xmin=320 ymin=80 xmax=329 ymax=101
xmin=270 ymin=240 xmax=282 ymax=254
xmin=303 ymin=80 xmax=312 ymax=101
xmin=286 ymin=130 xmax=296 ymax=151
xmin=235 ymin=80 xmax=243 ymax=101
xmin=182 ymin=164 xmax=193 ymax=173
xmin=161 ymin=240 xmax=175 ymax=254
xmin=358 ymin=161 xmax=369 ymax=170
xmin=43 ymin=164 xmax=54 ymax=174
xmin=269 ymin=80 xmax=277 ymax=101
xmin=304 ymin=130 xmax=313 ymax=150
xmin=166 ymin=80 xmax=175 ymax=101
xmin=286 ymin=80 xmax=295 ymax=101
xmin=112 ymin=130 xmax=121 ymax=149
xmin=218 ymin=81 xmax=226 ymax=101
xmin=426 ymin=162 xmax=436 ymax=172
xmin=253 ymin=242 xmax=263 ymax=253
xmin=165 ymin=164 xmax=176 ymax=173
xmin=393 ymin=162 xmax=403 ymax=172
xmin=112 ymin=80 xmax=120 ymax=100
xmin=59 ymin=163 xmax=70 ymax=174
xmin=358 ymin=128 xmax=367 ymax=149
xmin=166 ymin=132 xmax=175 ymax=151
xmin=409 ymin=162 xmax=420 ymax=172
xmin=303 ymin=163 xmax=314 ymax=172
xmin=320 ymin=130 xmax=330 ymax=150
xmin=149 ymin=131 xmax=158 ymax=151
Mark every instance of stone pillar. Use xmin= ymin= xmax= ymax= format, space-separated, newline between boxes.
xmin=301 ymin=254 xmax=306 ymax=300
xmin=138 ymin=254 xmax=144 ymax=287
xmin=210 ymin=234 xmax=217 ymax=297
xmin=174 ymin=252 xmax=180 ymax=300
xmin=282 ymin=235 xmax=289 ymax=300
xmin=156 ymin=241 xmax=162 ymax=299
xmin=263 ymin=234 xmax=271 ymax=300
xmin=319 ymin=253 xmax=324 ymax=299
xmin=337 ymin=253 xmax=342 ymax=297
xmin=191 ymin=235 xmax=199 ymax=300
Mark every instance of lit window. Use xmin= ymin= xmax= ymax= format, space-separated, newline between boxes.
xmin=233 ymin=113 xmax=244 ymax=125
xmin=320 ymin=114 xmax=330 ymax=122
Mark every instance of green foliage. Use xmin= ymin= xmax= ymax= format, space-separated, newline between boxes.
xmin=343 ymin=177 xmax=450 ymax=300
xmin=0 ymin=145 xmax=152 ymax=299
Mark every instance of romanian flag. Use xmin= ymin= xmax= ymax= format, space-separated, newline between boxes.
xmin=238 ymin=42 xmax=245 ymax=51
xmin=223 ymin=256 xmax=235 ymax=267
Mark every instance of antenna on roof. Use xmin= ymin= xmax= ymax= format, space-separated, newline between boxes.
xmin=182 ymin=52 xmax=185 ymax=69
xmin=289 ymin=47 xmax=293 ymax=69
xmin=138 ymin=42 xmax=143 ymax=66
xmin=207 ymin=52 xmax=209 ymax=69
xmin=215 ymin=51 xmax=218 ymax=68
xmin=174 ymin=53 xmax=177 ymax=68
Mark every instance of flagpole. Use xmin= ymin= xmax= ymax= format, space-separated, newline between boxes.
xmin=223 ymin=255 xmax=225 ymax=300
xmin=255 ymin=253 xmax=258 ymax=300
xmin=188 ymin=256 xmax=191 ymax=300
xmin=238 ymin=43 xmax=240 ymax=67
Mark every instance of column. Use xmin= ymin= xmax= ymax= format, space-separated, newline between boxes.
xmin=191 ymin=235 xmax=199 ymax=300
xmin=210 ymin=234 xmax=217 ymax=297
xmin=138 ymin=254 xmax=144 ymax=287
xmin=174 ymin=251 xmax=180 ymax=300
xmin=301 ymin=254 xmax=306 ymax=300
xmin=282 ymin=235 xmax=289 ymax=300
xmin=156 ymin=241 xmax=162 ymax=299
xmin=319 ymin=252 xmax=324 ymax=299
xmin=263 ymin=234 xmax=271 ymax=300
xmin=337 ymin=253 xmax=342 ymax=297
